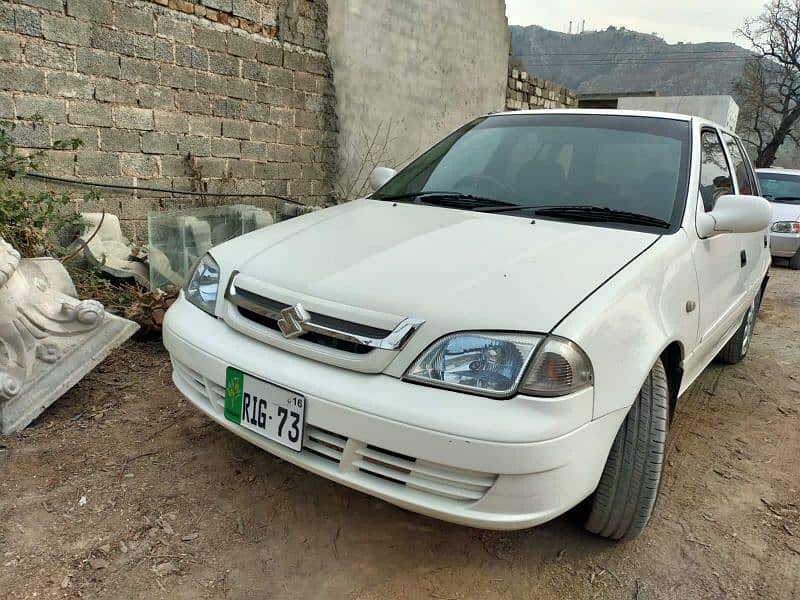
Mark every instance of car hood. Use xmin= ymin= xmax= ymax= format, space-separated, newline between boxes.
xmin=770 ymin=201 xmax=800 ymax=223
xmin=218 ymin=199 xmax=659 ymax=334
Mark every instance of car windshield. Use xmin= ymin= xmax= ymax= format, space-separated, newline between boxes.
xmin=372 ymin=113 xmax=692 ymax=229
xmin=756 ymin=172 xmax=800 ymax=204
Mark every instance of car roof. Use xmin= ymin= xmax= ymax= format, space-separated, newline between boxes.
xmin=487 ymin=108 xmax=734 ymax=136
xmin=755 ymin=167 xmax=800 ymax=177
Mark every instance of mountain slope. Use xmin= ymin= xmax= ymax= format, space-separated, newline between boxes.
xmin=510 ymin=25 xmax=754 ymax=96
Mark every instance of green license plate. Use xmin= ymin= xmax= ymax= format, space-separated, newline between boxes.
xmin=224 ymin=367 xmax=305 ymax=451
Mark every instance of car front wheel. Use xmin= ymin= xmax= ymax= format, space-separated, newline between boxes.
xmin=717 ymin=292 xmax=760 ymax=364
xmin=584 ymin=358 xmax=669 ymax=540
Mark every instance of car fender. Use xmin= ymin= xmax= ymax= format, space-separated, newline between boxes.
xmin=551 ymin=229 xmax=699 ymax=419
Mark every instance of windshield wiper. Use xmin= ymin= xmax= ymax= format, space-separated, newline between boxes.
xmin=773 ymin=196 xmax=800 ymax=203
xmin=376 ymin=191 xmax=518 ymax=211
xmin=533 ymin=205 xmax=671 ymax=228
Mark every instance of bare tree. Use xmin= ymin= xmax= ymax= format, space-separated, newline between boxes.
xmin=736 ymin=0 xmax=800 ymax=167
xmin=734 ymin=58 xmax=800 ymax=166
xmin=335 ymin=121 xmax=416 ymax=202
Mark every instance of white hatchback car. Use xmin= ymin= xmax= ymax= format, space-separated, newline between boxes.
xmin=164 ymin=110 xmax=771 ymax=539
xmin=755 ymin=167 xmax=800 ymax=269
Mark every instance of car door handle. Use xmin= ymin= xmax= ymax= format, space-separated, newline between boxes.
xmin=740 ymin=250 xmax=747 ymax=267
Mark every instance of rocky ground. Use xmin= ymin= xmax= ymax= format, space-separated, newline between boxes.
xmin=1 ymin=268 xmax=798 ymax=600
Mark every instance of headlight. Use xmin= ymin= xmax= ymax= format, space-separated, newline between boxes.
xmin=518 ymin=336 xmax=593 ymax=397
xmin=184 ymin=253 xmax=220 ymax=316
xmin=405 ymin=332 xmax=592 ymax=399
xmin=405 ymin=332 xmax=542 ymax=398
xmin=771 ymin=221 xmax=800 ymax=233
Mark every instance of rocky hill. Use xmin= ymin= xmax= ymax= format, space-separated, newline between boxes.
xmin=510 ymin=24 xmax=754 ymax=96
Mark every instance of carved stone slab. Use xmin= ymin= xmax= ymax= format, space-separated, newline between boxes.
xmin=0 ymin=238 xmax=139 ymax=435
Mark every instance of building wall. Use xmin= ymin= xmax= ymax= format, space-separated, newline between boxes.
xmin=617 ymin=95 xmax=739 ymax=131
xmin=0 ymin=0 xmax=337 ymax=238
xmin=506 ymin=67 xmax=577 ymax=111
xmin=326 ymin=0 xmax=510 ymax=200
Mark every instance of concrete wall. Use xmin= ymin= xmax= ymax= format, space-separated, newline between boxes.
xmin=0 ymin=0 xmax=337 ymax=238
xmin=326 ymin=0 xmax=509 ymax=200
xmin=506 ymin=67 xmax=577 ymax=111
xmin=618 ymin=95 xmax=740 ymax=131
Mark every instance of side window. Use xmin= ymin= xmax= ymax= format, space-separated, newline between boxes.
xmin=699 ymin=130 xmax=734 ymax=212
xmin=722 ymin=133 xmax=756 ymax=195
xmin=737 ymin=138 xmax=760 ymax=196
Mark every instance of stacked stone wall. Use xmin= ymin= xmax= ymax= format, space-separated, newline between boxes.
xmin=506 ymin=67 xmax=577 ymax=111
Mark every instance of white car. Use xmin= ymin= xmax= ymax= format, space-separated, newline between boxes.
xmin=755 ymin=167 xmax=800 ymax=269
xmin=163 ymin=110 xmax=771 ymax=539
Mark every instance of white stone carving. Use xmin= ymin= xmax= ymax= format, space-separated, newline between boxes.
xmin=72 ymin=212 xmax=150 ymax=287
xmin=0 ymin=237 xmax=139 ymax=434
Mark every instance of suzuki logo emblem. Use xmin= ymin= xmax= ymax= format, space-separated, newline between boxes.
xmin=277 ymin=303 xmax=310 ymax=339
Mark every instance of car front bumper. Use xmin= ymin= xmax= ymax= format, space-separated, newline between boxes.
xmin=770 ymin=231 xmax=800 ymax=258
xmin=163 ymin=296 xmax=626 ymax=530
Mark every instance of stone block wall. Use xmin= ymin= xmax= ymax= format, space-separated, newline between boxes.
xmin=0 ymin=0 xmax=337 ymax=238
xmin=506 ymin=67 xmax=577 ymax=111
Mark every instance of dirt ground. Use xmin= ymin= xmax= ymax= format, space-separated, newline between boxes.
xmin=1 ymin=268 xmax=798 ymax=600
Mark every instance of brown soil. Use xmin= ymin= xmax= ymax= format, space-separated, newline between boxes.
xmin=1 ymin=269 xmax=798 ymax=600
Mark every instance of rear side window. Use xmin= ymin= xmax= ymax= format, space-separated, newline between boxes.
xmin=699 ymin=130 xmax=733 ymax=211
xmin=722 ymin=133 xmax=756 ymax=195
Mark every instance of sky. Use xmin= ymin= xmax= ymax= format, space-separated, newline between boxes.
xmin=505 ymin=0 xmax=763 ymax=46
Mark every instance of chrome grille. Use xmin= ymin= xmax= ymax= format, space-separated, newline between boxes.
xmin=224 ymin=271 xmax=425 ymax=355
xmin=237 ymin=306 xmax=375 ymax=354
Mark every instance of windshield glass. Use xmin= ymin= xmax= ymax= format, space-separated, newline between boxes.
xmin=756 ymin=172 xmax=800 ymax=204
xmin=373 ymin=113 xmax=692 ymax=228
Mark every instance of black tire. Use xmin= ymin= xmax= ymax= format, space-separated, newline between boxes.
xmin=789 ymin=249 xmax=800 ymax=270
xmin=584 ymin=359 xmax=669 ymax=540
xmin=717 ymin=292 xmax=760 ymax=364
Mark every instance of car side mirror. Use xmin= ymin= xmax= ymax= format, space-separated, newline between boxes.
xmin=696 ymin=194 xmax=772 ymax=238
xmin=368 ymin=167 xmax=397 ymax=192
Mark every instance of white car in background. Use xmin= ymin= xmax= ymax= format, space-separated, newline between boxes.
xmin=164 ymin=110 xmax=771 ymax=539
xmin=755 ymin=168 xmax=800 ymax=269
